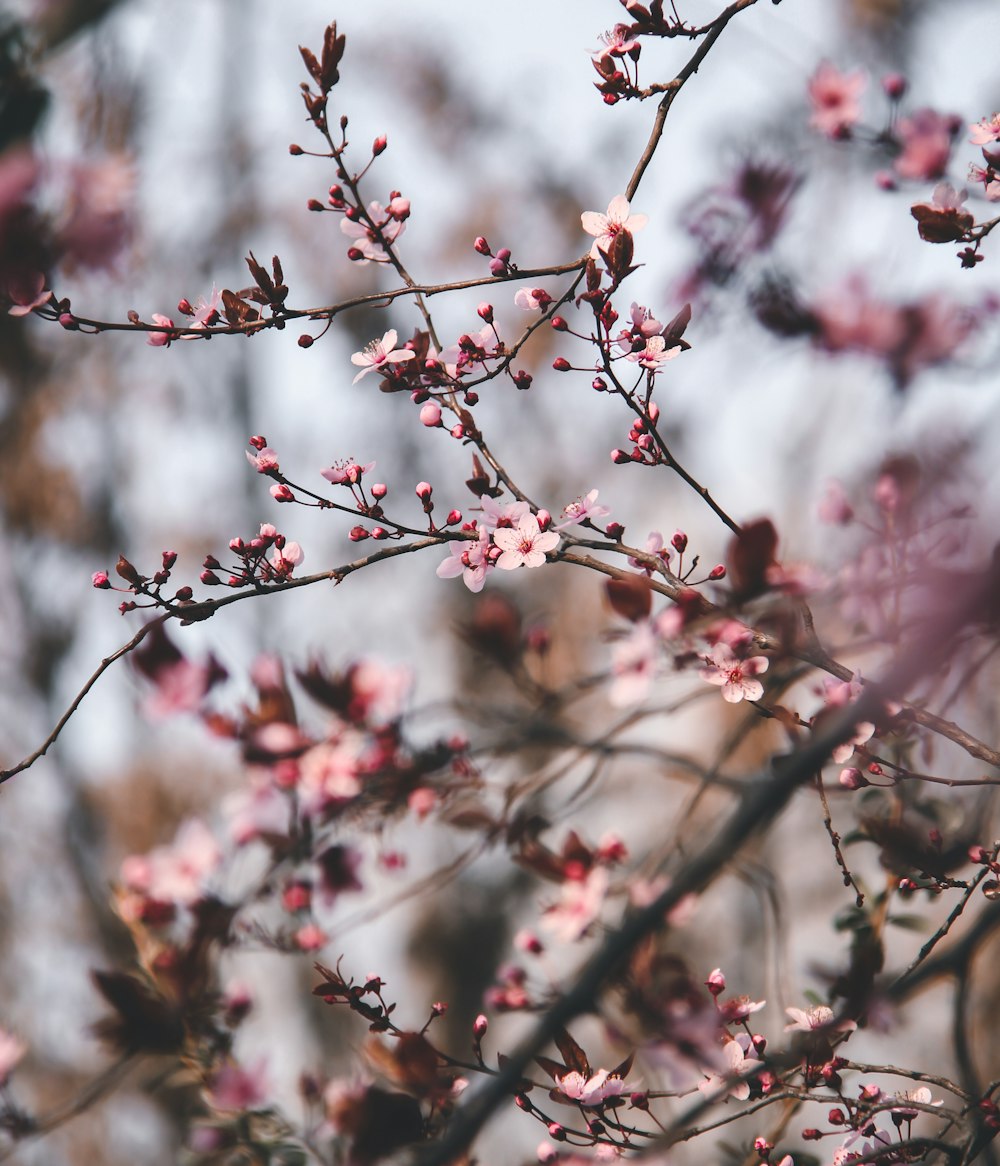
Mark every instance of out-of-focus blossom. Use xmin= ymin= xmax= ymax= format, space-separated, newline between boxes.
xmin=609 ymin=620 xmax=658 ymax=707
xmin=807 ymin=62 xmax=865 ymax=138
xmin=120 ymin=818 xmax=221 ymax=907
xmin=911 ymin=183 xmax=974 ymax=243
xmin=784 ymin=1004 xmax=856 ymax=1034
xmin=205 ymin=1057 xmax=269 ymax=1112
xmin=542 ymin=867 xmax=608 ymax=942
xmin=894 ymin=108 xmax=957 ymax=181
xmin=57 ymin=154 xmax=133 ymax=271
xmin=0 ymin=1030 xmax=26 ymax=1085
xmin=697 ymin=1033 xmax=758 ymax=1101
xmin=6 ymin=269 xmax=51 ymax=316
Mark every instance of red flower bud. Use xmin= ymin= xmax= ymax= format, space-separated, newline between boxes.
xmin=372 ymin=134 xmax=387 ymax=155
xmin=288 ymin=144 xmax=304 ymax=155
xmin=474 ymin=236 xmax=490 ymax=254
xmin=552 ymin=357 xmax=571 ymax=372
xmin=92 ymin=571 xmax=111 ymax=589
xmin=349 ymin=525 xmax=369 ymax=541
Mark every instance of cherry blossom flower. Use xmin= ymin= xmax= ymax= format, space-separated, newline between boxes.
xmin=493 ymin=514 xmax=560 ymax=570
xmin=6 ymin=270 xmax=51 ymax=317
xmin=269 ymin=540 xmax=304 ymax=579
xmin=298 ymin=737 xmax=364 ymax=816
xmin=911 ymin=182 xmax=974 ymax=243
xmin=479 ymin=496 xmax=530 ymax=531
xmin=514 ymin=287 xmax=552 ymax=310
xmin=699 ymin=643 xmax=769 ymax=703
xmin=246 ymin=446 xmax=279 ymax=473
xmin=625 ymin=334 xmax=681 ymax=371
xmin=581 ymin=195 xmax=648 ymax=261
xmin=206 ymin=1057 xmax=269 ymax=1112
xmin=147 ymin=313 xmax=175 ymax=346
xmin=970 ymin=113 xmax=1000 ymax=145
xmin=807 ymin=62 xmax=866 ymax=138
xmin=557 ymin=1068 xmax=628 ymax=1106
xmin=542 ymin=867 xmax=608 ymax=942
xmin=592 ymin=24 xmax=640 ymax=62
xmin=628 ymin=531 xmax=670 ymax=573
xmin=609 ymin=620 xmax=658 ymax=707
xmin=223 ymin=781 xmax=290 ymax=845
xmin=894 ymin=108 xmax=956 ymax=181
xmin=697 ymin=1033 xmax=759 ymax=1101
xmin=322 ymin=458 xmax=375 ymax=485
xmin=627 ymin=301 xmax=663 ymax=338
xmin=183 ymin=287 xmax=221 ymax=335
xmin=351 ymin=329 xmax=415 ymax=383
xmin=0 ymin=1029 xmax=26 ymax=1085
xmin=340 ymin=199 xmax=405 ymax=263
xmin=120 ymin=818 xmax=221 ymax=907
xmin=436 ymin=528 xmax=492 ymax=592
xmin=555 ymin=489 xmax=610 ymax=530
xmin=891 ymin=1086 xmax=943 ymax=1120
xmin=784 ymin=1004 xmax=856 ymax=1035
xmin=349 ymin=659 xmax=412 ymax=723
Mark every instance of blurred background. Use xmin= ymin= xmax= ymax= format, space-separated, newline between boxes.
xmin=1 ymin=0 xmax=1000 ymax=1161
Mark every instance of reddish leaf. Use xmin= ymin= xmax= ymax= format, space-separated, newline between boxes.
xmin=553 ymin=1026 xmax=591 ymax=1077
xmin=606 ymin=574 xmax=652 ymax=622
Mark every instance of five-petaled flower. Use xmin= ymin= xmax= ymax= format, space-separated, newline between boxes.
xmin=581 ymin=195 xmax=648 ymax=261
xmin=784 ymin=1004 xmax=856 ymax=1035
xmin=699 ymin=643 xmax=769 ymax=703
xmin=592 ymin=25 xmax=640 ymax=62
xmin=969 ymin=114 xmax=1000 ymax=145
xmin=626 ymin=335 xmax=681 ymax=371
xmin=808 ymin=62 xmax=866 ymax=139
xmin=558 ymin=1068 xmax=628 ymax=1107
xmin=493 ymin=514 xmax=560 ymax=570
xmin=351 ymin=330 xmax=415 ymax=383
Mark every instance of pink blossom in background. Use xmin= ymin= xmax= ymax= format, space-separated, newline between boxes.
xmin=784 ymin=1004 xmax=856 ymax=1034
xmin=700 ymin=643 xmax=769 ymax=703
xmin=894 ymin=108 xmax=956 ymax=181
xmin=493 ymin=514 xmax=560 ymax=570
xmin=349 ymin=658 xmax=412 ymax=723
xmin=969 ymin=113 xmax=1000 ymax=145
xmin=223 ymin=781 xmax=290 ymax=845
xmin=6 ymin=270 xmax=51 ymax=316
xmin=298 ymin=737 xmax=364 ymax=816
xmin=581 ymin=194 xmax=648 ymax=260
xmin=56 ymin=154 xmax=133 ymax=271
xmin=205 ymin=1058 xmax=270 ymax=1112
xmin=697 ymin=1033 xmax=758 ymax=1101
xmin=609 ymin=620 xmax=658 ymax=707
xmin=557 ymin=1068 xmax=628 ymax=1106
xmin=351 ymin=329 xmax=415 ymax=383
xmin=340 ymin=199 xmax=405 ymax=263
xmin=120 ymin=818 xmax=222 ymax=906
xmin=0 ymin=1030 xmax=26 ymax=1085
xmin=807 ymin=62 xmax=865 ymax=138
xmin=542 ymin=866 xmax=608 ymax=942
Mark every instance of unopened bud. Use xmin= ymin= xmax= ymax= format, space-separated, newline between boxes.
xmin=288 ymin=144 xmax=304 ymax=155
xmin=551 ymin=316 xmax=568 ymax=331
xmin=611 ymin=449 xmax=630 ymax=464
xmin=671 ymin=530 xmax=688 ymax=553
xmin=349 ymin=525 xmax=370 ymax=542
xmin=92 ymin=571 xmax=111 ymax=589
xmin=200 ymin=569 xmax=221 ymax=585
xmin=552 ymin=357 xmax=571 ymax=372
xmin=477 ymin=302 xmax=494 ymax=323
xmin=347 ymin=247 xmax=364 ymax=262
xmin=474 ymin=236 xmax=490 ymax=254
xmin=298 ymin=334 xmax=314 ymax=348
xmin=307 ymin=198 xmax=324 ymax=212
xmin=473 ymin=1014 xmax=488 ymax=1037
xmin=512 ymin=371 xmax=532 ymax=390
xmin=420 ymin=402 xmax=442 ymax=427
xmin=372 ymin=134 xmax=387 ymax=155
xmin=450 ymin=424 xmax=465 ymax=439
xmin=415 ymin=481 xmax=433 ymax=500
xmin=708 ymin=564 xmax=727 ymax=579
xmin=605 ymin=521 xmax=625 ymax=540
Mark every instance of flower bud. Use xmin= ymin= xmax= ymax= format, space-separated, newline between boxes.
xmin=372 ymin=134 xmax=387 ymax=155
xmin=495 ymin=248 xmax=511 ymax=263
xmin=611 ymin=449 xmax=630 ymax=464
xmin=174 ymin=586 xmax=193 ymax=601
xmin=512 ymin=371 xmax=532 ymax=390
xmin=415 ymin=481 xmax=433 ymax=500
xmin=59 ymin=312 xmax=78 ymax=329
xmin=347 ymin=247 xmax=364 ymax=262
xmin=92 ymin=571 xmax=111 ymax=589
xmin=473 ymin=1014 xmax=488 ymax=1037
xmin=477 ymin=302 xmax=494 ymax=323
xmin=474 ymin=236 xmax=490 ymax=254
xmin=371 ymin=483 xmax=388 ymax=499
xmin=882 ymin=72 xmax=907 ymax=99
xmin=551 ymin=316 xmax=568 ymax=331
xmin=592 ymin=376 xmax=607 ymax=391
xmin=288 ymin=144 xmax=304 ymax=155
xmin=420 ymin=402 xmax=442 ymax=427
xmin=387 ymin=196 xmax=410 ymax=220
xmin=200 ymin=569 xmax=221 ymax=585
xmin=349 ymin=525 xmax=369 ymax=541
xmin=307 ymin=198 xmax=324 ymax=212
xmin=671 ymin=530 xmax=688 ymax=553
xmin=708 ymin=564 xmax=727 ymax=579
xmin=552 ymin=357 xmax=571 ymax=372
xmin=605 ymin=521 xmax=624 ymax=540
xmin=450 ymin=424 xmax=465 ymax=439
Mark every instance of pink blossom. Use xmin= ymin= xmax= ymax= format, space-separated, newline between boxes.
xmin=542 ymin=867 xmax=608 ymax=942
xmin=891 ymin=1086 xmax=943 ymax=1119
xmin=625 ymin=334 xmax=681 ymax=371
xmin=894 ymin=109 xmax=955 ymax=181
xmin=493 ymin=514 xmax=560 ymax=570
xmin=807 ymin=62 xmax=866 ymax=138
xmin=246 ymin=446 xmax=279 ymax=473
xmin=436 ymin=528 xmax=492 ymax=593
xmin=557 ymin=1068 xmax=628 ymax=1106
xmin=513 ymin=287 xmax=552 ymax=310
xmin=321 ymin=458 xmax=375 ymax=485
xmin=831 ymin=720 xmax=875 ymax=764
xmin=184 ymin=287 xmax=221 ymax=335
xmin=147 ymin=313 xmax=175 ymax=346
xmin=609 ymin=621 xmax=658 ymax=707
xmin=351 ymin=329 xmax=416 ymax=383
xmin=269 ymin=541 xmax=303 ymax=579
xmin=298 ymin=737 xmax=364 ymax=815
xmin=206 ymin=1057 xmax=269 ymax=1112
xmin=120 ymin=818 xmax=221 ymax=906
xmin=555 ymin=489 xmax=611 ymax=530
xmin=349 ymin=658 xmax=412 ymax=723
xmin=581 ymin=195 xmax=648 ymax=261
xmin=969 ymin=114 xmax=1000 ymax=145
xmin=592 ymin=24 xmax=640 ymax=62
xmin=6 ymin=270 xmax=51 ymax=317
xmin=0 ymin=1029 xmax=26 ymax=1084
xmin=628 ymin=531 xmax=670 ymax=573
xmin=340 ymin=200 xmax=405 ymax=263
xmin=700 ymin=643 xmax=769 ymax=703
xmin=479 ymin=496 xmax=531 ymax=531
xmin=57 ymin=154 xmax=133 ymax=271
xmin=697 ymin=1033 xmax=758 ymax=1101
xmin=223 ymin=782 xmax=290 ymax=845
xmin=627 ymin=301 xmax=663 ymax=338
xmin=818 ymin=480 xmax=854 ymax=525
xmin=784 ymin=1004 xmax=856 ymax=1034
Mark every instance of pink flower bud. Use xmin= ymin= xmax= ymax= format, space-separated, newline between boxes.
xmin=371 ymin=483 xmax=388 ymax=499
xmin=349 ymin=525 xmax=369 ymax=541
xmin=450 ymin=424 xmax=465 ymax=439
xmin=347 ymin=247 xmax=364 ymax=262
xmin=875 ymin=170 xmax=896 ymax=191
xmin=708 ymin=564 xmax=727 ymax=579
xmin=249 ymin=434 xmax=267 ymax=450
xmin=882 ymin=72 xmax=907 ymax=99
xmin=705 ymin=967 xmax=726 ymax=996
xmin=592 ymin=376 xmax=607 ymax=391
xmin=648 ymin=401 xmax=660 ymax=423
xmin=420 ymin=402 xmax=442 ymax=427
xmin=371 ymin=527 xmax=388 ymax=539
xmin=329 ymin=184 xmax=343 ymax=202
xmin=387 ymin=196 xmax=410 ymax=220
xmin=671 ymin=530 xmax=688 ymax=553
xmin=551 ymin=316 xmax=567 ymax=331
xmin=59 ymin=312 xmax=78 ymax=329
xmin=839 ymin=767 xmax=868 ymax=790
xmin=552 ymin=357 xmax=571 ymax=372
xmin=200 ymin=569 xmax=221 ymax=585
xmin=177 ymin=298 xmax=193 ymax=315
xmin=174 ymin=586 xmax=193 ymax=601
xmin=161 ymin=551 xmax=178 ymax=570
xmin=512 ymin=371 xmax=532 ymax=390
xmin=415 ymin=481 xmax=433 ymax=500
xmin=477 ymin=302 xmax=494 ymax=323
xmin=496 ymin=248 xmax=511 ymax=263
xmin=473 ymin=1014 xmax=488 ymax=1037
xmin=489 ymin=257 xmax=505 ymax=276
xmin=605 ymin=522 xmax=624 ymax=540
xmin=536 ymin=510 xmax=552 ymax=530
xmin=307 ymin=198 xmax=324 ymax=212
xmin=92 ymin=571 xmax=111 ymax=589
xmin=474 ymin=236 xmax=490 ymax=254
xmin=372 ymin=134 xmax=387 ymax=155
xmin=547 ymin=1124 xmax=565 ymax=1141
xmin=611 ymin=449 xmax=630 ymax=464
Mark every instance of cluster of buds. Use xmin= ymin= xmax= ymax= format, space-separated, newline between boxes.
xmin=94 ymin=549 xmax=188 ymax=615
xmin=205 ymin=524 xmax=305 ymax=588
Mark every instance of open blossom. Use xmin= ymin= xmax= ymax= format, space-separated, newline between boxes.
xmin=784 ymin=1004 xmax=856 ymax=1035
xmin=493 ymin=514 xmax=559 ymax=570
xmin=0 ymin=1030 xmax=26 ymax=1084
xmin=894 ymin=108 xmax=955 ymax=181
xmin=147 ymin=313 xmax=175 ymax=346
xmin=351 ymin=330 xmax=415 ymax=383
xmin=542 ymin=866 xmax=608 ymax=942
xmin=436 ymin=528 xmax=491 ymax=592
xmin=699 ymin=643 xmax=768 ymax=703
xmin=592 ymin=24 xmax=639 ymax=62
xmin=969 ymin=113 xmax=1000 ymax=145
xmin=513 ymin=287 xmax=552 ymax=310
xmin=321 ymin=458 xmax=375 ymax=485
xmin=911 ymin=182 xmax=974 ymax=243
xmin=556 ymin=489 xmax=610 ymax=529
xmin=558 ymin=1068 xmax=628 ymax=1106
xmin=808 ymin=62 xmax=865 ymax=138
xmin=697 ymin=1034 xmax=758 ymax=1101
xmin=581 ymin=195 xmax=648 ymax=261
xmin=246 ymin=446 xmax=279 ymax=473
xmin=627 ymin=301 xmax=663 ymax=338
xmin=269 ymin=541 xmax=304 ymax=579
xmin=340 ymin=199 xmax=405 ymax=263
xmin=625 ymin=334 xmax=681 ymax=371
xmin=479 ymin=496 xmax=530 ymax=531
xmin=184 ymin=287 xmax=221 ymax=334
